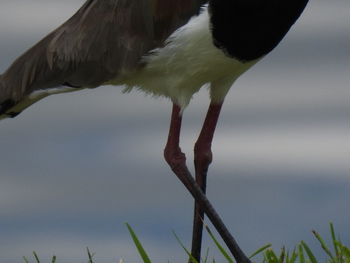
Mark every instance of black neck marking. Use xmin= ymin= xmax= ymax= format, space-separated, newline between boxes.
xmin=209 ymin=0 xmax=309 ymax=62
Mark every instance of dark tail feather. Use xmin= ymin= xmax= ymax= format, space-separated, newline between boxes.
xmin=0 ymin=74 xmax=25 ymax=119
xmin=0 ymin=75 xmax=36 ymax=120
xmin=0 ymin=75 xmax=15 ymax=118
xmin=0 ymin=72 xmax=84 ymax=120
xmin=0 ymin=99 xmax=17 ymax=117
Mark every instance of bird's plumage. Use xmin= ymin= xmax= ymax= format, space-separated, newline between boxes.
xmin=209 ymin=0 xmax=309 ymax=61
xmin=112 ymin=6 xmax=258 ymax=110
xmin=0 ymin=1 xmax=310 ymax=261
xmin=0 ymin=0 xmax=206 ymax=118
xmin=0 ymin=0 xmax=309 ymax=117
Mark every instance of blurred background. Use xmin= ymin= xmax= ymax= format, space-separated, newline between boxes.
xmin=0 ymin=0 xmax=349 ymax=262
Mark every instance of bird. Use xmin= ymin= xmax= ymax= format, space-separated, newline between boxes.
xmin=0 ymin=0 xmax=309 ymax=262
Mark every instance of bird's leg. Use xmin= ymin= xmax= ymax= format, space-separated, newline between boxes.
xmin=191 ymin=102 xmax=223 ymax=261
xmin=164 ymin=103 xmax=251 ymax=263
xmin=164 ymin=104 xmax=187 ymax=175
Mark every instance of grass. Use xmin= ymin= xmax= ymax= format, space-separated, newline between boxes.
xmin=22 ymin=223 xmax=350 ymax=263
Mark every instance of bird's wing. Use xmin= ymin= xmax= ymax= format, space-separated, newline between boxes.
xmin=0 ymin=0 xmax=207 ymax=118
xmin=152 ymin=0 xmax=207 ymax=42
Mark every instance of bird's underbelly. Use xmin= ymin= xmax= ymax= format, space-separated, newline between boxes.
xmin=117 ymin=55 xmax=249 ymax=109
xmin=109 ymin=5 xmax=256 ymax=110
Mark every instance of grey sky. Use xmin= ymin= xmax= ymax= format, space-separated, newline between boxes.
xmin=0 ymin=0 xmax=350 ymax=262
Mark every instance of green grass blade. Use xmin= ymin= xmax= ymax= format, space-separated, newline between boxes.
xmin=23 ymin=256 xmax=30 ymax=263
xmin=265 ymin=249 xmax=279 ymax=263
xmin=270 ymin=249 xmax=279 ymax=263
xmin=288 ymin=248 xmax=298 ymax=263
xmin=205 ymin=225 xmax=234 ymax=263
xmin=335 ymin=240 xmax=350 ymax=262
xmin=51 ymin=255 xmax=57 ymax=263
xmin=250 ymin=244 xmax=272 ymax=259
xmin=172 ymin=231 xmax=199 ymax=263
xmin=33 ymin=251 xmax=40 ymax=263
xmin=126 ymin=223 xmax=152 ymax=263
xmin=312 ymin=230 xmax=335 ymax=260
xmin=264 ymin=251 xmax=272 ymax=263
xmin=278 ymin=247 xmax=286 ymax=263
xmin=339 ymin=243 xmax=350 ymax=259
xmin=286 ymin=250 xmax=290 ymax=263
xmin=330 ymin=222 xmax=341 ymax=263
xmin=87 ymin=247 xmax=95 ymax=263
xmin=203 ymin=248 xmax=210 ymax=263
xmin=298 ymin=244 xmax=305 ymax=263
xmin=301 ymin=241 xmax=317 ymax=263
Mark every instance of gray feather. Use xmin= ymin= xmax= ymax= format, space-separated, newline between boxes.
xmin=0 ymin=0 xmax=206 ymax=118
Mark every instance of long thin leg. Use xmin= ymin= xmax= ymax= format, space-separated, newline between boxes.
xmin=191 ymin=103 xmax=223 ymax=261
xmin=164 ymin=103 xmax=250 ymax=263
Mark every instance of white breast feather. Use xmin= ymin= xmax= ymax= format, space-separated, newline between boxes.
xmin=116 ymin=6 xmax=257 ymax=111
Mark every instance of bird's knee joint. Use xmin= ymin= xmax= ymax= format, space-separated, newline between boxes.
xmin=164 ymin=147 xmax=187 ymax=169
xmin=194 ymin=145 xmax=213 ymax=166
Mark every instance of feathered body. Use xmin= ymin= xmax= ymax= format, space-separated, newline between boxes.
xmin=114 ymin=6 xmax=257 ymax=110
xmin=0 ymin=1 xmax=310 ymax=261
xmin=0 ymin=0 xmax=308 ymax=119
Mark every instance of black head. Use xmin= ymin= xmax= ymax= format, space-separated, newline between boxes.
xmin=209 ymin=0 xmax=309 ymax=61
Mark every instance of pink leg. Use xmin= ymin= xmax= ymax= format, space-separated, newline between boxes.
xmin=191 ymin=103 xmax=223 ymax=261
xmin=164 ymin=103 xmax=250 ymax=263
xmin=164 ymin=104 xmax=187 ymax=173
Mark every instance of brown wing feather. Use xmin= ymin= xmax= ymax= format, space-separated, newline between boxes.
xmin=40 ymin=0 xmax=156 ymax=88
xmin=0 ymin=0 xmax=207 ymax=118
